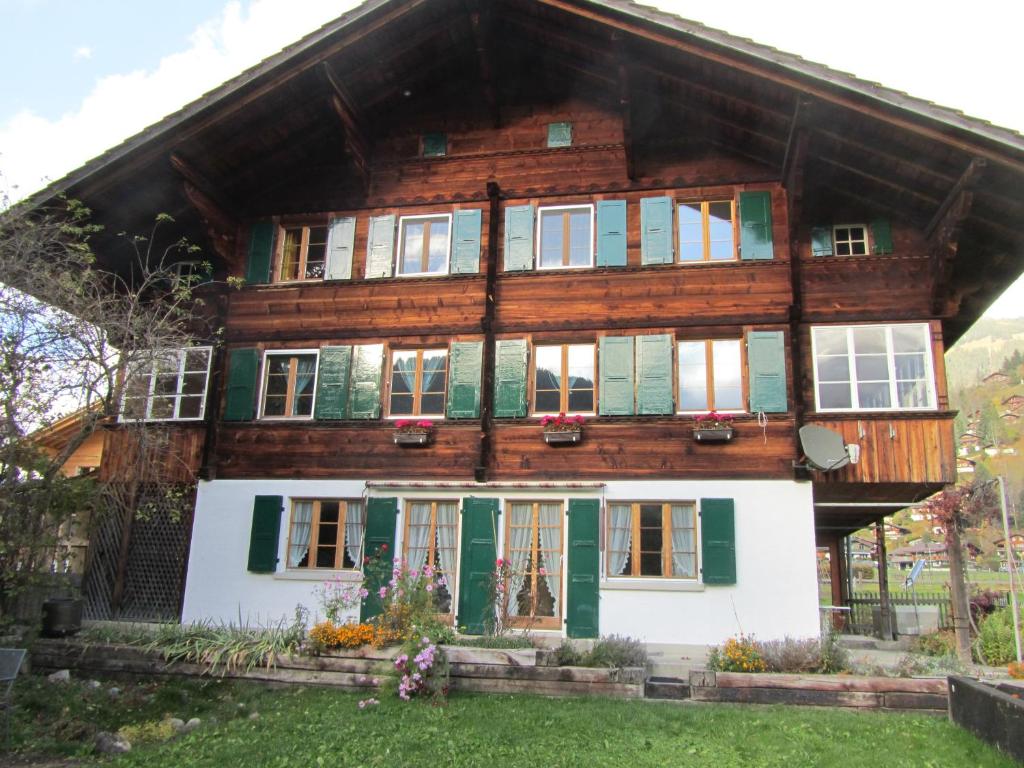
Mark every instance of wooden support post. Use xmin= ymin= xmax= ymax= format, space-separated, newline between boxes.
xmin=875 ymin=522 xmax=894 ymax=640
xmin=476 ymin=181 xmax=501 ymax=482
xmin=828 ymin=536 xmax=843 ymax=623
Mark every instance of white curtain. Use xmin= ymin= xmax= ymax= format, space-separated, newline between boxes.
xmin=507 ymin=504 xmax=533 ymax=616
xmin=608 ymin=505 xmax=632 ymax=576
xmin=435 ymin=502 xmax=458 ymax=576
xmin=293 ymin=356 xmax=316 ymax=413
xmin=671 ymin=505 xmax=696 ymax=578
xmin=537 ymin=503 xmax=562 ymax=617
xmin=406 ymin=503 xmax=432 ymax=571
xmin=288 ymin=501 xmax=313 ymax=567
xmin=345 ymin=502 xmax=365 ymax=568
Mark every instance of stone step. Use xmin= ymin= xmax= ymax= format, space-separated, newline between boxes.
xmin=645 ymin=676 xmax=691 ymax=700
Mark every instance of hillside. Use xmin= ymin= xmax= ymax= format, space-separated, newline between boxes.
xmin=946 ymin=317 xmax=1024 ymax=391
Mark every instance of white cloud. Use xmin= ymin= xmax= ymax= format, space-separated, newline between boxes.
xmin=72 ymin=46 xmax=92 ymax=61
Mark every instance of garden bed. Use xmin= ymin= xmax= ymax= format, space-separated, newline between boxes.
xmin=29 ymin=639 xmax=645 ymax=699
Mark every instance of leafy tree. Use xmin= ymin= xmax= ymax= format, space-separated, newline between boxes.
xmin=979 ymin=401 xmax=1004 ymax=446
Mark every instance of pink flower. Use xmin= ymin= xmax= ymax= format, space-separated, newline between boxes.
xmin=425 ymin=584 xmax=434 ymax=592
xmin=416 ymin=419 xmax=434 ymax=429
xmin=358 ymin=700 xmax=367 ymax=709
xmin=378 ymin=586 xmax=387 ymax=599
xmin=496 ymin=558 xmax=505 ymax=568
xmin=538 ymin=567 xmax=547 ymax=576
xmin=437 ymin=576 xmax=447 ymax=587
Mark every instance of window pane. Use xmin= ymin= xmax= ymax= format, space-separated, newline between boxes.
xmin=711 ymin=340 xmax=742 ymax=410
xmin=566 ymin=344 xmax=594 ymax=412
xmin=897 ymin=380 xmax=929 ymax=408
xmin=707 ymin=201 xmax=734 ymax=261
xmin=185 ymin=348 xmax=210 ymax=371
xmin=391 ymin=351 xmax=416 ymax=394
xmin=154 ymin=374 xmax=179 ymax=396
xmin=181 ymin=372 xmax=206 ymax=396
xmin=305 ymin=226 xmax=328 ymax=279
xmin=814 ymin=328 xmax=848 ymax=356
xmin=639 ymin=504 xmax=663 ymax=577
xmin=892 ymin=325 xmax=927 ymax=353
xmin=567 ymin=210 xmax=591 ymax=267
xmin=857 ymin=382 xmax=891 ymax=409
xmin=280 ymin=228 xmax=301 ymax=280
xmin=293 ymin=355 xmax=317 ymax=417
xmin=535 ymin=346 xmax=562 ymax=412
xmin=421 ymin=350 xmax=448 ymax=395
xmin=178 ymin=397 xmax=202 ymax=419
xmin=678 ymin=204 xmax=702 ymax=262
xmin=678 ymin=341 xmax=708 ymax=411
xmin=852 ymin=326 xmax=887 ymax=355
xmin=150 ymin=397 xmax=175 ymax=419
xmin=427 ymin=219 xmax=449 ymax=273
xmin=539 ymin=211 xmax=564 ymax=268
xmin=855 ymin=354 xmax=889 ymax=381
xmin=817 ymin=356 xmax=850 ymax=383
xmin=894 ymin=353 xmax=926 ymax=381
xmin=818 ymin=382 xmax=852 ymax=410
xmin=390 ymin=394 xmax=414 ymax=415
xmin=401 ymin=222 xmax=425 ymax=274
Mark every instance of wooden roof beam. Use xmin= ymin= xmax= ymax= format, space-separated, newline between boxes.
xmin=169 ymin=153 xmax=238 ymax=267
xmin=322 ymin=62 xmax=371 ymax=192
xmin=466 ymin=0 xmax=500 ymax=128
xmin=612 ymin=32 xmax=636 ymax=180
xmin=926 ymin=158 xmax=987 ymax=243
xmin=929 ymin=158 xmax=987 ymax=314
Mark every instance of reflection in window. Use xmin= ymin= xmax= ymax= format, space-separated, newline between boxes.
xmin=678 ymin=339 xmax=743 ymax=412
xmin=534 ymin=344 xmax=595 ymax=414
xmin=121 ymin=347 xmax=212 ymax=421
xmin=398 ymin=215 xmax=450 ymax=275
xmin=608 ymin=502 xmax=697 ymax=578
xmin=261 ymin=352 xmax=317 ymax=418
xmin=538 ymin=207 xmax=593 ymax=269
xmin=279 ymin=225 xmax=328 ymax=281
xmin=389 ymin=349 xmax=448 ymax=416
xmin=678 ymin=200 xmax=735 ymax=262
xmin=813 ymin=324 xmax=934 ymax=411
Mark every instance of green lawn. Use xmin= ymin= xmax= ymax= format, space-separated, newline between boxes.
xmin=5 ymin=675 xmax=1014 ymax=768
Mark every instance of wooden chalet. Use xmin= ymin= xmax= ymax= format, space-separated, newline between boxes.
xmin=23 ymin=0 xmax=1024 ymax=642
xmin=982 ymin=371 xmax=1011 ymax=386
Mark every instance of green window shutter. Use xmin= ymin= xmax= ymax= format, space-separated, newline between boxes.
xmin=325 ymin=216 xmax=356 ymax=280
xmin=596 ymin=200 xmax=627 ymax=267
xmin=247 ymin=495 xmax=283 ymax=573
xmin=347 ymin=343 xmax=384 ymax=419
xmin=870 ymin=218 xmax=894 ymax=255
xmin=747 ymin=330 xmax=787 ymax=413
xmin=457 ymin=497 xmax=499 ymax=634
xmin=223 ymin=348 xmax=259 ymax=422
xmin=700 ymin=498 xmax=736 ymax=585
xmin=451 ymin=209 xmax=482 ymax=274
xmin=365 ymin=215 xmax=396 ymax=279
xmin=446 ymin=341 xmax=483 ymax=419
xmin=566 ymin=499 xmax=600 ymax=639
xmin=493 ymin=339 xmax=528 ymax=418
xmin=360 ymin=497 xmax=398 ymax=622
xmin=313 ymin=345 xmax=353 ymax=420
xmin=636 ymin=334 xmax=674 ymax=415
xmin=739 ymin=191 xmax=774 ymax=260
xmin=503 ymin=205 xmax=535 ymax=272
xmin=640 ymin=196 xmax=673 ymax=265
xmin=810 ymin=226 xmax=833 ymax=257
xmin=547 ymin=122 xmax=572 ymax=148
xmin=599 ymin=336 xmax=635 ymax=416
xmin=245 ymin=220 xmax=275 ymax=284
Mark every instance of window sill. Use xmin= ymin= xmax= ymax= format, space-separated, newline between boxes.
xmin=272 ymin=569 xmax=363 ymax=582
xmin=602 ymin=579 xmax=705 ymax=592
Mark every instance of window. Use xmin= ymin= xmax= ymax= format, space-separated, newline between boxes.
xmin=260 ymin=351 xmax=318 ymax=418
xmin=812 ymin=324 xmax=936 ymax=411
xmin=121 ymin=347 xmax=212 ymax=421
xmin=287 ymin=499 xmax=364 ymax=570
xmin=547 ymin=122 xmax=572 ymax=148
xmin=537 ymin=206 xmax=593 ymax=269
xmin=677 ymin=339 xmax=744 ymax=412
xmin=533 ymin=343 xmax=595 ymax=414
xmin=422 ymin=132 xmax=447 ymax=158
xmin=278 ymin=225 xmax=328 ymax=281
xmin=389 ymin=348 xmax=448 ymax=416
xmin=505 ymin=501 xmax=563 ymax=627
xmin=678 ymin=200 xmax=736 ymax=262
xmin=833 ymin=225 xmax=868 ymax=256
xmin=404 ymin=501 xmax=458 ymax=615
xmin=397 ymin=214 xmax=451 ymax=276
xmin=607 ymin=502 xmax=697 ymax=579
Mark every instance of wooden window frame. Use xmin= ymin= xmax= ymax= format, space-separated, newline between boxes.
xmin=606 ymin=501 xmax=699 ymax=580
xmin=677 ymin=199 xmax=738 ymax=263
xmin=676 ymin=338 xmax=747 ymax=414
xmin=832 ymin=224 xmax=869 ymax=257
xmin=386 ymin=347 xmax=449 ymax=418
xmin=120 ymin=346 xmax=213 ymax=422
xmin=531 ymin=342 xmax=596 ymax=416
xmin=286 ymin=498 xmax=364 ymax=571
xmin=402 ymin=499 xmax=459 ymax=621
xmin=395 ymin=214 xmax=452 ymax=277
xmin=810 ymin=323 xmax=937 ymax=413
xmin=258 ymin=349 xmax=319 ymax=420
xmin=536 ymin=204 xmax=595 ymax=270
xmin=276 ymin=224 xmax=328 ymax=282
xmin=504 ymin=500 xmax=564 ymax=629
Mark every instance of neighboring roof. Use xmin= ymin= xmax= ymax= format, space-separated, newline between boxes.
xmin=30 ymin=405 xmax=102 ymax=451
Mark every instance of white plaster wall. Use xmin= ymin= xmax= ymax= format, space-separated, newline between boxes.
xmin=182 ymin=478 xmax=819 ymax=647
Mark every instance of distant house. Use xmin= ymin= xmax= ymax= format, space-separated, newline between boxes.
xmin=848 ymin=536 xmax=875 ymax=562
xmin=995 ymin=533 xmax=1024 ymax=566
xmin=1000 ymin=411 xmax=1020 ymax=423
xmin=884 ymin=523 xmax=911 ymax=540
xmin=891 ymin=540 xmax=981 ymax=569
xmin=1002 ymin=394 xmax=1024 ymax=413
xmin=984 ymin=372 xmax=1011 ymax=386
xmin=958 ymin=432 xmax=982 ymax=456
xmin=984 ymin=444 xmax=999 ymax=457
xmin=1002 ymin=446 xmax=1018 ymax=455
xmin=956 ymin=457 xmax=976 ymax=474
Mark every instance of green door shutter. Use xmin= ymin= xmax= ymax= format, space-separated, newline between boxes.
xmin=701 ymin=498 xmax=736 ymax=585
xmin=567 ymin=499 xmax=600 ymax=639
xmin=810 ymin=226 xmax=833 ymax=257
xmin=446 ymin=341 xmax=483 ymax=419
xmin=325 ymin=216 xmax=356 ymax=280
xmin=314 ymin=345 xmax=352 ymax=420
xmin=348 ymin=344 xmax=384 ymax=419
xmin=247 ymin=495 xmax=283 ymax=573
xmin=451 ymin=209 xmax=482 ymax=274
xmin=504 ymin=205 xmax=535 ymax=271
xmin=224 ymin=347 xmax=259 ymax=421
xmin=599 ymin=336 xmax=635 ymax=416
xmin=493 ymin=339 xmax=528 ymax=418
xmin=870 ymin=218 xmax=894 ymax=254
xmin=360 ymin=497 xmax=398 ymax=622
xmin=365 ymin=215 xmax=396 ymax=278
xmin=457 ymin=497 xmax=499 ymax=634
xmin=739 ymin=191 xmax=774 ymax=260
xmin=640 ymin=196 xmax=674 ymax=265
xmin=747 ymin=330 xmax=787 ymax=413
xmin=245 ymin=220 xmax=275 ymax=284
xmin=636 ymin=334 xmax=674 ymax=415
xmin=596 ymin=200 xmax=627 ymax=267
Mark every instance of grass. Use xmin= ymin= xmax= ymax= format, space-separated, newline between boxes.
xmin=4 ymin=675 xmax=1016 ymax=767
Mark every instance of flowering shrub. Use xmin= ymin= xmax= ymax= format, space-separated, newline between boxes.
xmin=308 ymin=621 xmax=402 ymax=650
xmin=394 ymin=419 xmax=434 ymax=433
xmin=1009 ymin=661 xmax=1024 ymax=680
xmin=706 ymin=635 xmax=767 ymax=673
xmin=315 ymin=575 xmax=368 ymax=624
xmin=694 ymin=411 xmax=735 ymax=428
xmin=392 ymin=635 xmax=449 ymax=702
xmin=539 ymin=413 xmax=584 ymax=432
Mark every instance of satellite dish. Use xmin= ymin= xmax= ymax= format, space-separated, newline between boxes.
xmin=798 ymin=424 xmax=853 ymax=472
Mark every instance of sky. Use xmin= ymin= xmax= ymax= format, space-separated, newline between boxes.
xmin=1 ymin=0 xmax=1021 ymax=319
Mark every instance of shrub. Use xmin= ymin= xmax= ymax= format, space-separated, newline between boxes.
xmin=307 ymin=621 xmax=401 ymax=650
xmin=553 ymin=641 xmax=583 ymax=667
xmin=750 ymin=634 xmax=849 ymax=674
xmin=851 ymin=563 xmax=875 ymax=581
xmin=1009 ymin=661 xmax=1024 ymax=679
xmin=389 ymin=635 xmax=450 ymax=703
xmin=969 ymin=589 xmax=1005 ymax=622
xmin=586 ymin=635 xmax=648 ymax=669
xmin=914 ymin=630 xmax=956 ymax=657
xmin=976 ymin=607 xmax=1019 ymax=665
xmin=706 ymin=635 xmax=767 ymax=673
xmin=452 ymin=635 xmax=532 ymax=649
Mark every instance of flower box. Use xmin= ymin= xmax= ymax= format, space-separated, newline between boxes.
xmin=540 ymin=413 xmax=585 ymax=445
xmin=394 ymin=432 xmax=431 ymax=446
xmin=543 ymin=429 xmax=582 ymax=445
xmin=394 ymin=419 xmax=434 ymax=447
xmin=693 ymin=427 xmax=734 ymax=443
